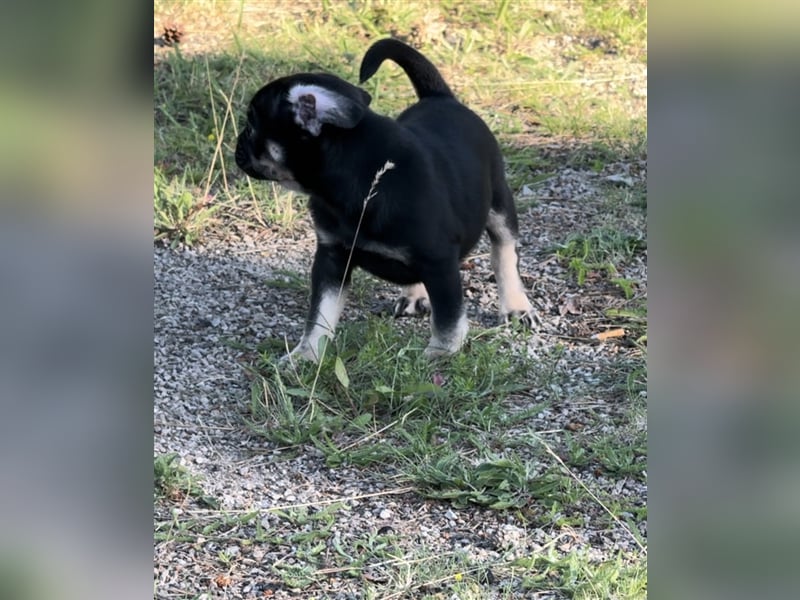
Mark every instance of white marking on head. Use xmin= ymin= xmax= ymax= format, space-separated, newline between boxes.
xmin=287 ymin=84 xmax=343 ymax=118
xmin=266 ymin=140 xmax=284 ymax=163
xmin=286 ymin=83 xmax=364 ymax=135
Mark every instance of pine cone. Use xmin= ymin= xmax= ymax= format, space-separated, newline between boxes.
xmin=162 ymin=25 xmax=183 ymax=47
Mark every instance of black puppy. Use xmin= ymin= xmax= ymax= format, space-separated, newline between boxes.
xmin=235 ymin=39 xmax=535 ymax=361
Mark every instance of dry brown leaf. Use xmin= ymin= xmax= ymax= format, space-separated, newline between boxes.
xmin=592 ymin=328 xmax=625 ymax=341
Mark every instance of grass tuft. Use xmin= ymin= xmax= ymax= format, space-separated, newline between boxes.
xmin=154 ymin=452 xmax=203 ymax=502
xmin=555 ymin=227 xmax=646 ymax=286
xmin=154 ymin=166 xmax=219 ymax=246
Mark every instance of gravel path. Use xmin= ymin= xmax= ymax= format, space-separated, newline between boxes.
xmin=154 ymin=156 xmax=647 ymax=598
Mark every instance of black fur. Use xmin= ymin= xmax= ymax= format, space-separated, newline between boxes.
xmin=360 ymin=38 xmax=453 ymax=98
xmin=235 ymin=39 xmax=534 ymax=360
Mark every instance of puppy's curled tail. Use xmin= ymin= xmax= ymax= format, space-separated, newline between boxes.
xmin=359 ymin=38 xmax=453 ymax=99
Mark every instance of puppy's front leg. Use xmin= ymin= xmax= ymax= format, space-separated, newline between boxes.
xmin=286 ymin=244 xmax=351 ymax=363
xmin=422 ymin=263 xmax=468 ymax=359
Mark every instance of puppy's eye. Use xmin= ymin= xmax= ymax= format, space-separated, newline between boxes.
xmin=245 ymin=111 xmax=258 ymax=133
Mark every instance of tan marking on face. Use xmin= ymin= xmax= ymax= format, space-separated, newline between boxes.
xmin=266 ymin=140 xmax=284 ymax=163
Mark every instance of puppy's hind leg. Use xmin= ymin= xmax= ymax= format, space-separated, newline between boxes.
xmin=486 ymin=198 xmax=537 ymax=327
xmin=393 ymin=282 xmax=431 ymax=317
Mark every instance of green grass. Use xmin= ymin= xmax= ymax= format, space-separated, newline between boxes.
xmin=246 ymin=312 xmax=646 ymax=529
xmin=231 ymin=269 xmax=648 ymax=598
xmin=552 ymin=221 xmax=647 ymax=343
xmin=248 ymin=316 xmax=530 ymax=448
xmin=154 ymin=452 xmax=219 ymax=508
xmin=154 ymin=452 xmax=203 ymax=501
xmin=555 ymin=227 xmax=646 ymax=286
xmin=516 ymin=550 xmax=647 ymax=599
xmin=155 ymin=495 xmax=646 ymax=598
xmin=154 ymin=166 xmax=219 ymax=246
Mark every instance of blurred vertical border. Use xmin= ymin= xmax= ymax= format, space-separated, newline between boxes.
xmin=650 ymin=1 xmax=800 ymax=598
xmin=0 ymin=1 xmax=153 ymax=599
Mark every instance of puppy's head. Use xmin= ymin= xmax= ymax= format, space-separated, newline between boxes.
xmin=235 ymin=73 xmax=371 ymax=191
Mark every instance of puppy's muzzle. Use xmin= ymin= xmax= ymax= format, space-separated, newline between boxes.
xmin=234 ymin=132 xmax=260 ymax=178
xmin=234 ymin=134 xmax=273 ymax=180
xmin=235 ymin=132 xmax=298 ymax=187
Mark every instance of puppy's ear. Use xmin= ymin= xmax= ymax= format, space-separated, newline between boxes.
xmin=288 ymin=84 xmax=369 ymax=136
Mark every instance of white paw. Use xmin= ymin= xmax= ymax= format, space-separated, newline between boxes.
xmin=424 ymin=313 xmax=468 ymax=359
xmin=394 ymin=295 xmax=431 ymax=317
xmin=423 ymin=344 xmax=457 ymax=360
xmin=279 ymin=337 xmax=328 ymax=365
xmin=503 ymin=308 xmax=540 ymax=329
xmin=393 ymin=283 xmax=430 ymax=318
